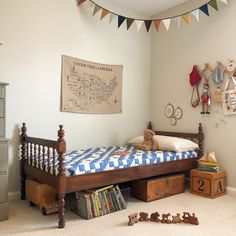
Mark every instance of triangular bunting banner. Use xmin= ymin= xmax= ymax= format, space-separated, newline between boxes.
xmin=135 ymin=20 xmax=144 ymax=32
xmin=191 ymin=9 xmax=200 ymax=22
xmin=199 ymin=4 xmax=209 ymax=16
xmin=76 ymin=0 xmax=228 ymax=33
xmin=162 ymin=19 xmax=171 ymax=31
xmin=126 ymin=18 xmax=134 ymax=30
xmin=220 ymin=0 xmax=228 ymax=5
xmin=209 ymin=0 xmax=218 ymax=11
xmin=154 ymin=20 xmax=161 ymax=31
xmin=144 ymin=20 xmax=152 ymax=32
xmin=101 ymin=9 xmax=109 ymax=20
xmin=77 ymin=0 xmax=87 ymax=6
xmin=118 ymin=15 xmax=126 ymax=28
xmin=182 ymin=13 xmax=190 ymax=24
xmin=93 ymin=5 xmax=101 ymax=16
xmin=173 ymin=16 xmax=181 ymax=28
xmin=109 ymin=13 xmax=116 ymax=24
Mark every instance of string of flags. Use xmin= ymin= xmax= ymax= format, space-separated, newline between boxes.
xmin=77 ymin=0 xmax=228 ymax=32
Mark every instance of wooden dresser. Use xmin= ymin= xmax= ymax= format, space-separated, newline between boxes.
xmin=0 ymin=82 xmax=9 ymax=221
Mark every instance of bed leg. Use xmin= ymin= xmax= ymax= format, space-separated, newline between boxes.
xmin=58 ymin=194 xmax=65 ymax=228
xmin=20 ymin=165 xmax=26 ymax=200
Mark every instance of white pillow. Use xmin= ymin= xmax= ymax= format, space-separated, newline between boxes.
xmin=127 ymin=135 xmax=198 ymax=152
xmin=154 ymin=135 xmax=199 ymax=152
xmin=128 ymin=135 xmax=144 ymax=145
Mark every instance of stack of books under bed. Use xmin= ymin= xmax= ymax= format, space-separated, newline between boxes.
xmin=71 ymin=185 xmax=127 ymax=219
xmin=197 ymin=152 xmax=220 ymax=172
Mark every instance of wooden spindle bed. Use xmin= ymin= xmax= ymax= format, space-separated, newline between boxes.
xmin=20 ymin=122 xmax=204 ymax=228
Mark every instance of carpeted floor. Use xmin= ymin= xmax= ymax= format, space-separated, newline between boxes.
xmin=0 ymin=191 xmax=236 ymax=236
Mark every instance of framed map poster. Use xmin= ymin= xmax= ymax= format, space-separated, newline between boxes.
xmin=61 ymin=55 xmax=123 ymax=114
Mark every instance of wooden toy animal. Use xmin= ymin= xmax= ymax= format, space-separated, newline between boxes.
xmin=161 ymin=213 xmax=171 ymax=224
xmin=139 ymin=212 xmax=149 ymax=221
xmin=172 ymin=213 xmax=182 ymax=224
xmin=128 ymin=213 xmax=138 ymax=226
xmin=150 ymin=212 xmax=160 ymax=222
xmin=188 ymin=213 xmax=199 ymax=225
xmin=182 ymin=212 xmax=199 ymax=225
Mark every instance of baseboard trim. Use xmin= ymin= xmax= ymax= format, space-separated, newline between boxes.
xmin=8 ymin=191 xmax=21 ymax=201
xmin=227 ymin=187 xmax=236 ymax=196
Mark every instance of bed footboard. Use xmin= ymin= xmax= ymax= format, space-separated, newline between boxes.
xmin=20 ymin=123 xmax=67 ymax=228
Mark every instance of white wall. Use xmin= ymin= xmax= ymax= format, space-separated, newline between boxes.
xmin=151 ymin=1 xmax=236 ymax=188
xmin=0 ymin=0 xmax=151 ymax=192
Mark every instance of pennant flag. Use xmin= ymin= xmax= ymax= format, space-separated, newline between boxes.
xmin=109 ymin=13 xmax=116 ymax=24
xmin=144 ymin=20 xmax=152 ymax=32
xmin=209 ymin=0 xmax=218 ymax=11
xmin=93 ymin=5 xmax=101 ymax=16
xmin=135 ymin=20 xmax=144 ymax=32
xmin=199 ymin=4 xmax=209 ymax=16
xmin=191 ymin=9 xmax=200 ymax=22
xmin=153 ymin=20 xmax=161 ymax=31
xmin=101 ymin=9 xmax=109 ymax=20
xmin=220 ymin=0 xmax=228 ymax=5
xmin=77 ymin=0 xmax=87 ymax=6
xmin=182 ymin=13 xmax=190 ymax=24
xmin=173 ymin=16 xmax=181 ymax=28
xmin=162 ymin=19 xmax=171 ymax=31
xmin=126 ymin=18 xmax=134 ymax=30
xmin=76 ymin=0 xmax=227 ymax=32
xmin=118 ymin=15 xmax=126 ymax=28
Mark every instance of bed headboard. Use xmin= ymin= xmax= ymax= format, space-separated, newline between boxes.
xmin=147 ymin=122 xmax=204 ymax=157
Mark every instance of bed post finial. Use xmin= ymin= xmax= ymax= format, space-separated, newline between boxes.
xmin=147 ymin=121 xmax=153 ymax=130
xmin=198 ymin=123 xmax=204 ymax=157
xmin=57 ymin=124 xmax=66 ymax=175
xmin=20 ymin=123 xmax=27 ymax=200
xmin=57 ymin=124 xmax=66 ymax=229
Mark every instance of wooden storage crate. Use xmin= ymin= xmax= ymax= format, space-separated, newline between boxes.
xmin=190 ymin=169 xmax=226 ymax=198
xmin=131 ymin=174 xmax=185 ymax=202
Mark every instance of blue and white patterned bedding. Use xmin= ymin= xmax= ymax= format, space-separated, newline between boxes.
xmin=60 ymin=145 xmax=198 ymax=176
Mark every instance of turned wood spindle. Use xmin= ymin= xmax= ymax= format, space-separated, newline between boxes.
xmin=38 ymin=145 xmax=41 ymax=169
xmin=20 ymin=123 xmax=27 ymax=200
xmin=198 ymin=123 xmax=204 ymax=157
xmin=30 ymin=143 xmax=33 ymax=166
xmin=53 ymin=149 xmax=56 ymax=176
xmin=57 ymin=125 xmax=66 ymax=175
xmin=48 ymin=146 xmax=51 ymax=174
xmin=42 ymin=146 xmax=46 ymax=171
xmin=34 ymin=144 xmax=37 ymax=167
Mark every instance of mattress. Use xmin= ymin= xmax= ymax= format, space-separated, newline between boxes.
xmin=60 ymin=145 xmax=198 ymax=176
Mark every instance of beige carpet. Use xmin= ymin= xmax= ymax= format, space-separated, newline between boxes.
xmin=1 ymin=192 xmax=236 ymax=236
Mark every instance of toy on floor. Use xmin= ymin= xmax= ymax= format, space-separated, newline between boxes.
xmin=172 ymin=213 xmax=182 ymax=224
xmin=26 ymin=179 xmax=59 ymax=215
xmin=139 ymin=212 xmax=149 ymax=221
xmin=128 ymin=211 xmax=199 ymax=226
xmin=161 ymin=213 xmax=171 ymax=224
xmin=150 ymin=212 xmax=160 ymax=222
xmin=128 ymin=213 xmax=138 ymax=226
xmin=182 ymin=212 xmax=199 ymax=225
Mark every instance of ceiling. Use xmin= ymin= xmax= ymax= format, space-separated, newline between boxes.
xmin=108 ymin=0 xmax=188 ymax=16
